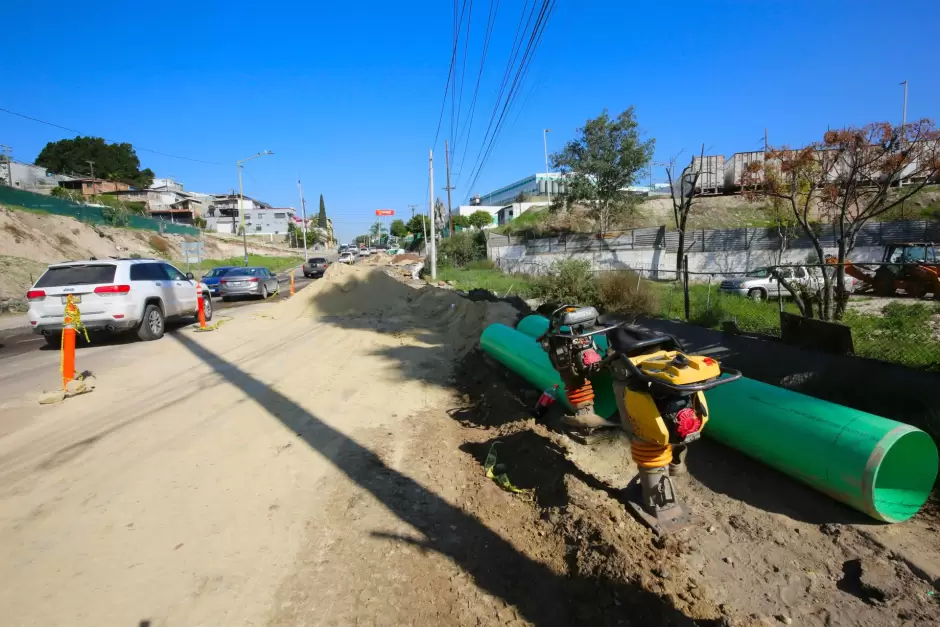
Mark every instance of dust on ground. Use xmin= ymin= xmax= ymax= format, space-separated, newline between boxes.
xmin=0 ymin=261 xmax=937 ymax=626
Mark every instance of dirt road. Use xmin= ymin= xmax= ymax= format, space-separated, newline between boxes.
xmin=0 ymin=262 xmax=937 ymax=627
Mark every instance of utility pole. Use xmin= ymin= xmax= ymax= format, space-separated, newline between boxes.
xmin=429 ymin=149 xmax=437 ymax=280
xmin=86 ymin=160 xmax=96 ymax=195
xmin=444 ymin=139 xmax=455 ymax=237
xmin=764 ymin=128 xmax=768 ymax=152
xmin=543 ymin=128 xmax=551 ymax=205
xmin=900 ymin=80 xmax=908 ymax=187
xmin=297 ymin=179 xmax=308 ymax=261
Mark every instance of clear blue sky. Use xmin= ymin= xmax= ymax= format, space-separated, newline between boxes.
xmin=2 ymin=0 xmax=938 ymax=243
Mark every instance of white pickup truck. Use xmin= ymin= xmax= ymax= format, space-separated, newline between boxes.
xmin=719 ymin=266 xmax=854 ymax=301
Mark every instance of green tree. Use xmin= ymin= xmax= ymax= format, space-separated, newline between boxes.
xmin=406 ymin=214 xmax=430 ymax=235
xmin=468 ymin=210 xmax=494 ymax=230
xmin=390 ymin=219 xmax=409 ymax=238
xmin=36 ymin=136 xmax=155 ymax=188
xmin=317 ymin=194 xmax=327 ymax=228
xmin=551 ymin=107 xmax=655 ymax=234
xmin=369 ymin=220 xmax=385 ymax=241
xmin=453 ymin=215 xmax=471 ymax=229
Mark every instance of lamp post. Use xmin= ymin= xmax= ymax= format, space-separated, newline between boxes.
xmin=542 ymin=129 xmax=551 ymax=206
xmin=237 ymin=150 xmax=274 ymax=266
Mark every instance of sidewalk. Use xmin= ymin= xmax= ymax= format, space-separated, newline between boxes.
xmin=0 ymin=314 xmax=28 ymax=334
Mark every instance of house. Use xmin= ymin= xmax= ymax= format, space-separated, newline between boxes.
xmin=58 ymin=178 xmax=130 ymax=196
xmin=204 ymin=195 xmax=294 ymax=235
xmin=2 ymin=160 xmax=75 ymax=195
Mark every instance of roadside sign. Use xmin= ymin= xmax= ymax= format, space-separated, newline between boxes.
xmin=181 ymin=240 xmax=205 ymax=274
xmin=375 ymin=209 xmax=394 ymax=216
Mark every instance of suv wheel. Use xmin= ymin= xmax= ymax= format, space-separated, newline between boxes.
xmin=747 ymin=288 xmax=766 ymax=302
xmin=44 ymin=333 xmax=62 ymax=348
xmin=137 ymin=304 xmax=165 ymax=341
xmin=201 ymin=294 xmax=213 ymax=321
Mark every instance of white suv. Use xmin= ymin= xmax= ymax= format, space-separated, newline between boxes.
xmin=27 ymin=259 xmax=212 ymax=346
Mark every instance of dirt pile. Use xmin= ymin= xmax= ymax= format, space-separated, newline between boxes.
xmin=392 ymin=253 xmax=422 ymax=265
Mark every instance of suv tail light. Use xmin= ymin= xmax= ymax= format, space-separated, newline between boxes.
xmin=94 ymin=284 xmax=131 ymax=294
xmin=248 ymin=277 xmax=259 ymax=283
xmin=26 ymin=289 xmax=46 ymax=301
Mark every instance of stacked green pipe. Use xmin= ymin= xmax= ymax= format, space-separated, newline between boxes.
xmin=480 ymin=315 xmax=938 ymax=522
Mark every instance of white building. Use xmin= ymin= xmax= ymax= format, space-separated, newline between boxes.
xmin=2 ymin=160 xmax=75 ymax=194
xmin=476 ymin=172 xmax=566 ymax=206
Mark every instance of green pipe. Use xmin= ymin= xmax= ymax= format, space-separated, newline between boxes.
xmin=488 ymin=316 xmax=938 ymax=522
xmin=480 ymin=324 xmax=618 ymax=418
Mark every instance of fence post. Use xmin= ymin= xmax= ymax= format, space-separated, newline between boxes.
xmin=683 ymin=255 xmax=691 ymax=322
xmin=706 ymin=274 xmax=712 ymax=312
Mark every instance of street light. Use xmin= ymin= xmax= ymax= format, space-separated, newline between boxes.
xmin=237 ymin=150 xmax=274 ymax=266
xmin=543 ymin=129 xmax=551 ymax=206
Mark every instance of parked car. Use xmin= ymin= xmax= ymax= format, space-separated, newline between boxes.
xmin=26 ymin=259 xmax=212 ymax=345
xmin=219 ymin=267 xmax=280 ymax=301
xmin=718 ymin=266 xmax=851 ymax=301
xmin=303 ymin=257 xmax=330 ymax=278
xmin=201 ymin=266 xmax=237 ymax=297
xmin=359 ymin=248 xmax=371 ymax=257
xmin=338 ymin=252 xmax=356 ymax=264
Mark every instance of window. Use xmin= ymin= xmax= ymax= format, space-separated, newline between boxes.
xmin=255 ymin=226 xmax=263 ymax=231
xmin=274 ymin=212 xmax=286 ymax=219
xmin=745 ymin=268 xmax=771 ymax=278
xmin=162 ymin=264 xmax=187 ymax=281
xmin=130 ymin=263 xmax=169 ymax=281
xmin=204 ymin=267 xmax=234 ymax=278
xmin=36 ymin=264 xmax=117 ymax=287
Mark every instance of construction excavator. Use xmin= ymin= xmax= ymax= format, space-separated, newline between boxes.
xmin=826 ymin=242 xmax=940 ymax=299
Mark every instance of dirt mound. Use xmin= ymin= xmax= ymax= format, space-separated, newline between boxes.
xmin=392 ymin=253 xmax=421 ymax=265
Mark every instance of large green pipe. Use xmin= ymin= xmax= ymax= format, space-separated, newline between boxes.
xmin=485 ymin=316 xmax=938 ymax=522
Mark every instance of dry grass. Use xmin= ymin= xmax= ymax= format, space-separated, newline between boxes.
xmin=56 ymin=234 xmax=73 ymax=248
xmin=596 ymin=270 xmax=660 ymax=317
xmin=149 ymin=234 xmax=171 ymax=254
xmin=3 ymin=223 xmax=28 ymax=242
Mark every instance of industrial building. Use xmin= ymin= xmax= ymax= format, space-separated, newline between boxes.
xmin=477 ymin=172 xmax=566 ymax=206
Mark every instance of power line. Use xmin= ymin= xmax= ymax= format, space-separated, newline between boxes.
xmin=0 ymin=106 xmax=228 ymax=166
xmin=464 ymin=0 xmax=555 ymax=196
xmin=432 ymin=0 xmax=469 ymax=151
xmin=453 ymin=0 xmax=474 ymax=153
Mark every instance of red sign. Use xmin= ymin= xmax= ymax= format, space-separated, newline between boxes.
xmin=375 ymin=209 xmax=395 ymax=216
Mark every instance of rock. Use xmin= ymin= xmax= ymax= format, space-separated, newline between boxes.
xmin=775 ymin=615 xmax=792 ymax=625
xmin=707 ymin=525 xmax=717 ymax=533
xmin=820 ymin=523 xmax=840 ymax=537
xmin=64 ymin=379 xmax=89 ymax=395
xmin=38 ymin=390 xmax=66 ymax=404
xmin=461 ymin=393 xmax=471 ymax=404
xmin=722 ymin=556 xmax=734 ymax=566
xmin=856 ymin=557 xmax=904 ymax=604
xmin=653 ymin=566 xmax=670 ymax=579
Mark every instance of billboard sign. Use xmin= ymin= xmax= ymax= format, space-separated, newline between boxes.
xmin=375 ymin=209 xmax=395 ymax=216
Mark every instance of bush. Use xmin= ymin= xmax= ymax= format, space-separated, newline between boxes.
xmin=100 ymin=205 xmax=129 ymax=227
xmin=596 ymin=270 xmax=659 ymax=317
xmin=438 ymin=230 xmax=486 ymax=268
xmin=530 ymin=259 xmax=598 ymax=306
xmin=149 ymin=234 xmax=171 ymax=254
xmin=465 ymin=258 xmax=496 ymax=270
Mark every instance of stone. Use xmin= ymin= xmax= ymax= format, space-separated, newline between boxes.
xmin=722 ymin=556 xmax=734 ymax=566
xmin=775 ymin=615 xmax=792 ymax=625
xmin=38 ymin=390 xmax=66 ymax=404
xmin=64 ymin=379 xmax=88 ymax=395
xmin=856 ymin=557 xmax=904 ymax=604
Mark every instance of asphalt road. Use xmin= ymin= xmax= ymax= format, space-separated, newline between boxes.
xmin=0 ymin=264 xmax=325 ymax=360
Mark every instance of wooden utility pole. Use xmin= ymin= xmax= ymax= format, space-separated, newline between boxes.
xmin=444 ymin=139 xmax=455 ymax=236
xmin=429 ymin=149 xmax=437 ymax=280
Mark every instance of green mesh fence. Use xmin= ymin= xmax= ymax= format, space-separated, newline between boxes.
xmin=0 ymin=186 xmax=200 ymax=236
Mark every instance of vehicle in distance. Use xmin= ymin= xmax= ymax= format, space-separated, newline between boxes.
xmin=27 ymin=259 xmax=212 ymax=345
xmin=201 ymin=266 xmax=237 ymax=296
xmin=219 ymin=267 xmax=280 ymax=301
xmin=337 ymin=252 xmax=355 ymax=264
xmin=719 ymin=266 xmax=854 ymax=301
xmin=359 ymin=248 xmax=371 ymax=257
xmin=303 ymin=257 xmax=330 ymax=278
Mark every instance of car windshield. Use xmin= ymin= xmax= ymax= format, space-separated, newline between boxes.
xmin=230 ymin=267 xmax=265 ymax=276
xmin=204 ymin=267 xmax=234 ymax=278
xmin=745 ymin=268 xmax=771 ymax=278
xmin=35 ymin=264 xmax=117 ymax=287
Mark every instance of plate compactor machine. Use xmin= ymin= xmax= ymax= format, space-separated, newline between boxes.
xmin=538 ymin=305 xmax=741 ymax=534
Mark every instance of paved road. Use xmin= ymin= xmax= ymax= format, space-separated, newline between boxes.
xmin=0 ymin=264 xmax=326 ymax=360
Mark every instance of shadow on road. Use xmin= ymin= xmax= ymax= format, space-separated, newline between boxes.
xmin=170 ymin=330 xmax=719 ymax=626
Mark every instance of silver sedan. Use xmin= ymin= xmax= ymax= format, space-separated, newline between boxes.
xmin=219 ymin=267 xmax=280 ymax=301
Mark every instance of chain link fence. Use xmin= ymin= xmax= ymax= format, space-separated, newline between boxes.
xmin=0 ymin=186 xmax=200 ymax=236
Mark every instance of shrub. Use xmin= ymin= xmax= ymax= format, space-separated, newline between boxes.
xmin=530 ymin=259 xmax=598 ymax=306
xmin=465 ymin=258 xmax=496 ymax=270
xmin=149 ymin=234 xmax=171 ymax=254
xmin=595 ymin=270 xmax=659 ymax=317
xmin=100 ymin=205 xmax=129 ymax=227
xmin=438 ymin=230 xmax=486 ymax=268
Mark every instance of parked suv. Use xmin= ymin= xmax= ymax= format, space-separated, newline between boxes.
xmin=26 ymin=259 xmax=212 ymax=346
xmin=719 ymin=266 xmax=853 ymax=301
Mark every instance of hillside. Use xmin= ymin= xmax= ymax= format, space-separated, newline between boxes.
xmin=0 ymin=204 xmax=297 ymax=304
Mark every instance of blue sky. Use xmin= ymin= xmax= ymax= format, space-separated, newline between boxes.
xmin=2 ymin=0 xmax=938 ymax=243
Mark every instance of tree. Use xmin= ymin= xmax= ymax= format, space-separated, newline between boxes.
xmin=551 ymin=107 xmax=655 ymax=235
xmin=664 ymin=145 xmax=705 ymax=280
xmin=406 ymin=214 xmax=430 ymax=236
xmin=36 ymin=136 xmax=155 ymax=188
xmin=453 ymin=215 xmax=471 ymax=229
xmin=468 ymin=210 xmax=494 ymax=230
xmin=317 ymin=194 xmax=328 ymax=229
xmin=390 ymin=219 xmax=409 ymax=238
xmin=433 ymin=198 xmax=447 ymax=232
xmin=743 ymin=120 xmax=940 ymax=320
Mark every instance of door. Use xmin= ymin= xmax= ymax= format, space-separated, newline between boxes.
xmin=161 ymin=263 xmax=197 ymax=315
xmin=129 ymin=262 xmax=169 ymax=316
